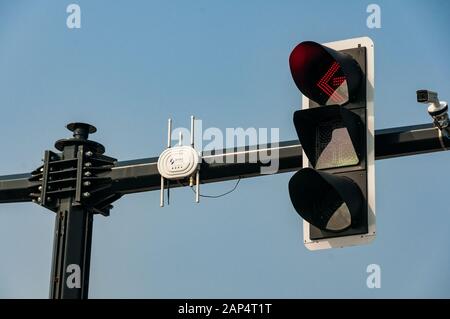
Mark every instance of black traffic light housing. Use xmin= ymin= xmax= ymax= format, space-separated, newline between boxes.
xmin=288 ymin=38 xmax=375 ymax=248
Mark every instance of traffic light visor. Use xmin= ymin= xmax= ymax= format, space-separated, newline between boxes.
xmin=289 ymin=41 xmax=363 ymax=106
xmin=289 ymin=168 xmax=364 ymax=232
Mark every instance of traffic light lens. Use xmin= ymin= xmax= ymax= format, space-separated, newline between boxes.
xmin=290 ymin=42 xmax=350 ymax=106
xmin=288 ymin=168 xmax=364 ymax=232
xmin=326 ymin=202 xmax=351 ymax=231
xmin=293 ymin=106 xmax=363 ymax=169
xmin=315 ymin=119 xmax=359 ymax=169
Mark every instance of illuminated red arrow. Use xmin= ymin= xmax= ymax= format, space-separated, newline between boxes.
xmin=317 ymin=62 xmax=346 ymax=104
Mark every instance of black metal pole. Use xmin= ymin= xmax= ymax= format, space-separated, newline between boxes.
xmin=50 ymin=199 xmax=93 ymax=299
xmin=49 ymin=142 xmax=94 ymax=299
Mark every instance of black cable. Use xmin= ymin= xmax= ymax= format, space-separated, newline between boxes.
xmin=195 ymin=178 xmax=241 ymax=198
xmin=177 ymin=178 xmax=241 ymax=198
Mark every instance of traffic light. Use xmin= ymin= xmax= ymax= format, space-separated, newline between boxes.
xmin=288 ymin=37 xmax=375 ymax=250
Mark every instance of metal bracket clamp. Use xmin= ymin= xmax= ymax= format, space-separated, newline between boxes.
xmin=417 ymin=89 xmax=450 ymax=143
xmin=28 ymin=123 xmax=120 ymax=216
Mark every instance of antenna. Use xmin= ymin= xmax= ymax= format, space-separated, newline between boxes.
xmin=160 ymin=118 xmax=172 ymax=207
xmin=192 ymin=115 xmax=200 ymax=203
xmin=157 ymin=116 xmax=201 ymax=206
xmin=190 ymin=115 xmax=195 ymax=147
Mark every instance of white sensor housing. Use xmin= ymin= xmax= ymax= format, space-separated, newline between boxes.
xmin=159 ymin=116 xmax=201 ymax=207
xmin=157 ymin=146 xmax=200 ymax=180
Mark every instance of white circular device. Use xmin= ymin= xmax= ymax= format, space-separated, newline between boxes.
xmin=157 ymin=146 xmax=201 ymax=180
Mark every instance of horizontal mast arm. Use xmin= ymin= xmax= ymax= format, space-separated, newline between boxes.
xmin=1 ymin=123 xmax=448 ymax=203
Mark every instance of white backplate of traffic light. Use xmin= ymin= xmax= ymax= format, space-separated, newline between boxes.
xmin=299 ymin=37 xmax=375 ymax=250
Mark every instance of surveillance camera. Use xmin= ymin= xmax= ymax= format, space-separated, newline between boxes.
xmin=417 ymin=89 xmax=449 ymax=133
xmin=417 ymin=90 xmax=439 ymax=104
xmin=417 ymin=89 xmax=448 ymax=116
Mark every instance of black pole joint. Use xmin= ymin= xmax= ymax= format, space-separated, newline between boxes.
xmin=27 ymin=123 xmax=121 ymax=299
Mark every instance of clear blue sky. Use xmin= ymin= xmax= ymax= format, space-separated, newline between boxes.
xmin=1 ymin=0 xmax=450 ymax=298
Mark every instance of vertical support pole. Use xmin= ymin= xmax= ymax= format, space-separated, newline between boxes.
xmin=49 ymin=143 xmax=93 ymax=299
xmin=50 ymin=200 xmax=93 ymax=299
